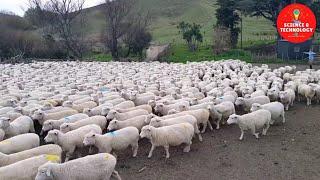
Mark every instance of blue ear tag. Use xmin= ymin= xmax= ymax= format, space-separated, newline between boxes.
xmin=106 ymin=131 xmax=116 ymax=136
xmin=64 ymin=117 xmax=70 ymax=122
xmin=100 ymin=87 xmax=109 ymax=92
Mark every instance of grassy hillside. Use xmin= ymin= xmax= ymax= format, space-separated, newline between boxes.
xmin=84 ymin=0 xmax=277 ymax=46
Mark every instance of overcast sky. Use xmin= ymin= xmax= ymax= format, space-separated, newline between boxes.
xmin=0 ymin=0 xmax=104 ymax=16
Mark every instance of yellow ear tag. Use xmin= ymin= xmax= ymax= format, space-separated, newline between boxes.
xmin=45 ymin=154 xmax=60 ymax=163
xmin=0 ymin=140 xmax=11 ymax=145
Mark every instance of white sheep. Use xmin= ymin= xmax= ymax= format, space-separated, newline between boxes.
xmin=149 ymin=115 xmax=202 ymax=141
xmin=45 ymin=124 xmax=102 ymax=162
xmin=0 ymin=154 xmax=61 ymax=180
xmin=106 ymin=109 xmax=149 ymax=121
xmin=0 ymin=133 xmax=40 ymax=154
xmin=41 ymin=113 xmax=89 ymax=133
xmin=235 ymin=96 xmax=270 ymax=112
xmin=83 ymin=127 xmax=139 ymax=157
xmin=35 ymin=153 xmax=120 ymax=180
xmin=0 ymin=144 xmax=62 ymax=167
xmin=32 ymin=109 xmax=78 ymax=125
xmin=83 ymin=103 xmax=113 ymax=116
xmin=162 ymin=109 xmax=212 ymax=133
xmin=227 ymin=109 xmax=271 ymax=140
xmin=298 ymin=84 xmax=316 ymax=106
xmin=154 ymin=102 xmax=189 ymax=116
xmin=62 ymin=101 xmax=97 ymax=113
xmin=0 ymin=116 xmax=35 ymax=138
xmin=279 ymin=89 xmax=295 ymax=110
xmin=140 ymin=123 xmax=194 ymax=159
xmin=107 ymin=114 xmax=154 ymax=131
xmin=251 ymin=102 xmax=285 ymax=124
xmin=59 ymin=116 xmax=107 ymax=133
xmin=207 ymin=101 xmax=235 ymax=129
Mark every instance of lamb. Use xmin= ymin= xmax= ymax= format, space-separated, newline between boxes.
xmin=0 ymin=144 xmax=62 ymax=167
xmin=267 ymin=87 xmax=280 ymax=102
xmin=149 ymin=115 xmax=202 ymax=141
xmin=0 ymin=154 xmax=61 ymax=180
xmin=0 ymin=133 xmax=40 ymax=154
xmin=107 ymin=114 xmax=154 ymax=131
xmin=83 ymin=127 xmax=139 ymax=157
xmin=60 ymin=116 xmax=107 ymax=133
xmin=279 ymin=89 xmax=296 ymax=110
xmin=35 ymin=153 xmax=120 ymax=180
xmin=106 ymin=109 xmax=149 ymax=121
xmin=0 ymin=116 xmax=35 ymax=138
xmin=140 ymin=123 xmax=194 ymax=159
xmin=235 ymin=96 xmax=270 ymax=112
xmin=83 ymin=104 xmax=113 ymax=116
xmin=298 ymin=84 xmax=316 ymax=106
xmin=32 ymin=109 xmax=78 ymax=125
xmin=100 ymin=101 xmax=135 ymax=116
xmin=214 ymin=95 xmax=236 ymax=104
xmin=189 ymin=102 xmax=214 ymax=110
xmin=251 ymin=102 xmax=285 ymax=124
xmin=227 ymin=109 xmax=271 ymax=140
xmin=45 ymin=124 xmax=102 ymax=162
xmin=154 ymin=102 xmax=189 ymax=116
xmin=115 ymin=104 xmax=153 ymax=114
xmin=207 ymin=101 xmax=235 ymax=129
xmin=162 ymin=109 xmax=212 ymax=133
xmin=41 ymin=113 xmax=89 ymax=133
xmin=62 ymin=101 xmax=97 ymax=113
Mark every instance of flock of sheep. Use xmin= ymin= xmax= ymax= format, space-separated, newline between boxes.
xmin=0 ymin=60 xmax=320 ymax=180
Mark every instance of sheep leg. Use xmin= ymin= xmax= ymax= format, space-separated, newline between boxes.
xmin=131 ymin=142 xmax=139 ymax=157
xmin=262 ymin=123 xmax=270 ymax=136
xmin=281 ymin=111 xmax=285 ymax=123
xmin=207 ymin=121 xmax=213 ymax=131
xmin=148 ymin=144 xmax=156 ymax=158
xmin=285 ymin=104 xmax=289 ymax=111
xmin=201 ymin=122 xmax=207 ymax=133
xmin=110 ymin=170 xmax=122 ymax=180
xmin=239 ymin=129 xmax=244 ymax=140
xmin=251 ymin=127 xmax=259 ymax=139
xmin=216 ymin=117 xmax=221 ymax=130
xmin=194 ymin=124 xmax=203 ymax=142
xmin=164 ymin=145 xmax=170 ymax=159
xmin=183 ymin=141 xmax=192 ymax=153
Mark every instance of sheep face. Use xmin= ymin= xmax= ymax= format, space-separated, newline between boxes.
xmin=32 ymin=110 xmax=45 ymax=120
xmin=42 ymin=121 xmax=54 ymax=132
xmin=250 ymin=103 xmax=262 ymax=112
xmin=45 ymin=130 xmax=59 ymax=143
xmin=35 ymin=165 xmax=54 ymax=180
xmin=83 ymin=132 xmax=96 ymax=146
xmin=83 ymin=108 xmax=92 ymax=116
xmin=145 ymin=114 xmax=157 ymax=124
xmin=149 ymin=118 xmax=162 ymax=127
xmin=62 ymin=101 xmax=72 ymax=107
xmin=235 ymin=98 xmax=245 ymax=106
xmin=101 ymin=107 xmax=111 ymax=116
xmin=227 ymin=114 xmax=240 ymax=125
xmin=154 ymin=103 xmax=164 ymax=114
xmin=106 ymin=110 xmax=117 ymax=121
xmin=42 ymin=103 xmax=53 ymax=111
xmin=0 ymin=117 xmax=10 ymax=129
xmin=107 ymin=120 xmax=119 ymax=131
xmin=59 ymin=123 xmax=71 ymax=133
xmin=140 ymin=125 xmax=153 ymax=139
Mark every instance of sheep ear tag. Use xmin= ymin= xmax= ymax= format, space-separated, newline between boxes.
xmin=45 ymin=154 xmax=60 ymax=163
xmin=105 ymin=154 xmax=109 ymax=160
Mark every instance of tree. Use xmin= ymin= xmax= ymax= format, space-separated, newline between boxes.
xmin=238 ymin=0 xmax=316 ymax=27
xmin=123 ymin=13 xmax=152 ymax=58
xmin=177 ymin=22 xmax=203 ymax=52
xmin=216 ymin=0 xmax=240 ymax=48
xmin=28 ymin=0 xmax=87 ymax=58
xmin=103 ymin=0 xmax=136 ymax=60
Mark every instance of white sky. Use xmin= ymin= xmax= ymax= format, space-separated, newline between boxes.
xmin=0 ymin=0 xmax=104 ymax=16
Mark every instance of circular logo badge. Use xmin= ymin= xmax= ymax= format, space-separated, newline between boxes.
xmin=277 ymin=3 xmax=316 ymax=44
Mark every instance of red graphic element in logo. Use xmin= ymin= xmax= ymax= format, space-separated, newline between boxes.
xmin=277 ymin=3 xmax=316 ymax=44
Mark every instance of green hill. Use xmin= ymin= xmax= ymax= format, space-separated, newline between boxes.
xmin=84 ymin=0 xmax=277 ymax=45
